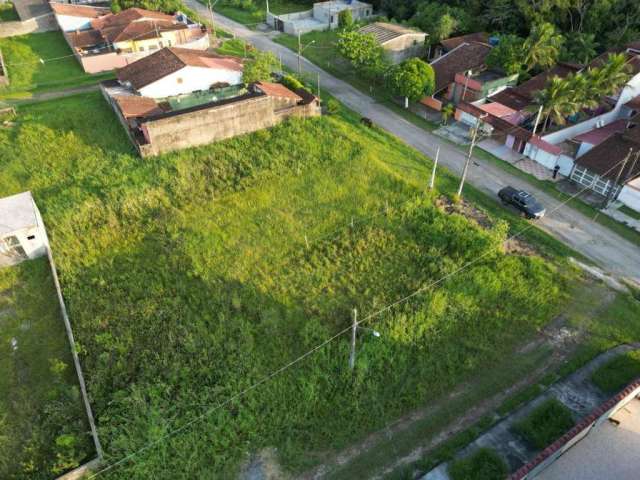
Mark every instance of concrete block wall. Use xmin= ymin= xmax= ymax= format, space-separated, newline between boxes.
xmin=0 ymin=13 xmax=57 ymax=38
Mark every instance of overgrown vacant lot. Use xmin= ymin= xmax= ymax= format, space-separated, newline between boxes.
xmin=0 ymin=258 xmax=94 ymax=479
xmin=0 ymin=92 xmax=576 ymax=477
xmin=0 ymin=31 xmax=112 ymax=98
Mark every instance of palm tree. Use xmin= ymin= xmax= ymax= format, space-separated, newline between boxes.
xmin=524 ymin=23 xmax=564 ymax=72
xmin=599 ymin=53 xmax=632 ymax=96
xmin=441 ymin=103 xmax=455 ymax=125
xmin=532 ymin=76 xmax=575 ymax=131
xmin=566 ymin=73 xmax=598 ymax=112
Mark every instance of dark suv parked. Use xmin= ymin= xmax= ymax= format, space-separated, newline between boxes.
xmin=498 ymin=187 xmax=546 ymax=219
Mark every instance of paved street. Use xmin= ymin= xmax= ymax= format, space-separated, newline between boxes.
xmin=188 ymin=1 xmax=640 ymax=281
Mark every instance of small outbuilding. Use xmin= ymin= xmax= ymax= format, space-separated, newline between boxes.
xmin=0 ymin=191 xmax=47 ymax=268
xmin=358 ymin=22 xmax=427 ymax=64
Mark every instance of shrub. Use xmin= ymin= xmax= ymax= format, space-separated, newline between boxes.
xmin=591 ymin=351 xmax=640 ymax=394
xmin=338 ymin=9 xmax=354 ymax=29
xmin=326 ymin=98 xmax=341 ymax=115
xmin=449 ymin=448 xmax=508 ymax=480
xmin=513 ymin=398 xmax=574 ymax=449
xmin=281 ymin=74 xmax=305 ymax=91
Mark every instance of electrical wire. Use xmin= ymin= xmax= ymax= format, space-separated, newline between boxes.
xmin=84 ymin=154 xmax=632 ymax=479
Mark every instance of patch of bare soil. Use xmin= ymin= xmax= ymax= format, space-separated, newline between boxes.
xmin=239 ymin=448 xmax=290 ymax=480
xmin=436 ymin=196 xmax=493 ymax=229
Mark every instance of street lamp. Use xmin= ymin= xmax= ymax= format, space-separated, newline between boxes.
xmin=297 ymin=33 xmax=315 ymax=74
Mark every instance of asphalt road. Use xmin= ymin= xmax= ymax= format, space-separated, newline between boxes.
xmin=189 ymin=1 xmax=640 ymax=282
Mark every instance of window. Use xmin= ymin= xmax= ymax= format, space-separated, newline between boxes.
xmin=330 ymin=15 xmax=334 ymax=23
xmin=177 ymin=77 xmax=183 ymax=84
xmin=27 ymin=235 xmax=35 ymax=240
xmin=139 ymin=46 xmax=145 ymax=52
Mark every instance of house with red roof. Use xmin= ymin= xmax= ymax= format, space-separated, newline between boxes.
xmin=117 ymin=47 xmax=244 ymax=98
xmin=52 ymin=5 xmax=209 ymax=73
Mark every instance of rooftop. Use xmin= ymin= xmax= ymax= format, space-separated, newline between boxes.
xmin=50 ymin=3 xmax=110 ymax=18
xmin=430 ymin=42 xmax=492 ymax=92
xmin=575 ymin=126 xmax=640 ymax=182
xmin=14 ymin=0 xmax=51 ymax=21
xmin=533 ymin=394 xmax=640 ymax=480
xmin=117 ymin=47 xmax=243 ymax=90
xmin=0 ymin=191 xmax=39 ymax=236
xmin=573 ymin=119 xmax=629 ymax=146
xmin=439 ymin=32 xmax=489 ymax=52
xmin=358 ymin=22 xmax=424 ymax=45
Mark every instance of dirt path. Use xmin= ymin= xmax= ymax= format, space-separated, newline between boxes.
xmin=2 ymin=83 xmax=100 ymax=105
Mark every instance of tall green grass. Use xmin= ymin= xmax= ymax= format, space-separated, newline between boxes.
xmin=0 ymin=91 xmax=571 ymax=477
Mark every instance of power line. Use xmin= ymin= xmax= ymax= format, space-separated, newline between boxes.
xmin=84 ymin=154 xmax=631 ymax=479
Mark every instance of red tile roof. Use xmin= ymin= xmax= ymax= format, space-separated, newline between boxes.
xmin=117 ymin=47 xmax=243 ymax=90
xmin=479 ymin=102 xmax=517 ymax=118
xmin=573 ymin=119 xmax=629 ymax=146
xmin=515 ymin=63 xmax=582 ymax=100
xmin=50 ymin=3 xmax=110 ymax=18
xmin=113 ymin=95 xmax=164 ymax=118
xmin=528 ymin=136 xmax=563 ymax=155
xmin=430 ymin=42 xmax=492 ymax=92
xmin=511 ymin=378 xmax=640 ymax=480
xmin=439 ymin=32 xmax=489 ymax=52
xmin=575 ymin=127 xmax=640 ymax=182
xmin=254 ymin=82 xmax=302 ymax=101
xmin=89 ymin=8 xmax=182 ymax=44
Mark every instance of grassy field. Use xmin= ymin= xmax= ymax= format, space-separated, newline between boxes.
xmin=272 ymin=30 xmax=640 ymax=246
xmin=0 ymin=258 xmax=95 ymax=479
xmin=591 ymin=350 xmax=640 ymax=393
xmin=0 ymin=2 xmax=18 ymax=22
xmin=0 ymin=31 xmax=113 ymax=99
xmin=0 ymin=89 xmax=593 ymax=477
xmin=211 ymin=0 xmax=306 ymax=26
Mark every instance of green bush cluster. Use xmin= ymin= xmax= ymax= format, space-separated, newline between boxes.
xmin=513 ymin=398 xmax=574 ymax=450
xmin=449 ymin=448 xmax=508 ymax=480
xmin=591 ymin=351 xmax=640 ymax=394
xmin=0 ymin=92 xmax=564 ymax=477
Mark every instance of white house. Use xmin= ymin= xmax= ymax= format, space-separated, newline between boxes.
xmin=267 ymin=0 xmax=373 ymax=35
xmin=618 ymin=177 xmax=640 ymax=211
xmin=358 ymin=22 xmax=427 ymax=64
xmin=116 ymin=47 xmax=244 ymax=99
xmin=0 ymin=191 xmax=47 ymax=268
xmin=50 ymin=2 xmax=111 ymax=32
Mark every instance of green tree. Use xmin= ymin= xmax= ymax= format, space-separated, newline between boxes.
xmin=441 ymin=103 xmax=455 ymax=125
xmin=111 ymin=0 xmax=184 ymax=13
xmin=597 ymin=52 xmax=632 ymax=96
xmin=412 ymin=2 xmax=469 ymax=45
xmin=533 ymin=76 xmax=575 ymax=131
xmin=485 ymin=34 xmax=527 ymax=75
xmin=337 ymin=31 xmax=388 ymax=80
xmin=338 ymin=9 xmax=354 ymax=30
xmin=561 ymin=32 xmax=598 ymax=63
xmin=386 ymin=58 xmax=435 ymax=107
xmin=242 ymin=51 xmax=277 ymax=84
xmin=524 ymin=22 xmax=565 ymax=72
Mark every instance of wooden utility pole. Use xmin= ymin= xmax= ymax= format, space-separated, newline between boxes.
xmin=429 ymin=146 xmax=440 ymax=190
xmin=532 ymin=105 xmax=544 ymax=135
xmin=208 ymin=0 xmax=216 ymax=42
xmin=349 ymin=308 xmax=357 ymax=370
xmin=298 ymin=31 xmax=302 ymax=74
xmin=457 ymin=115 xmax=485 ymax=197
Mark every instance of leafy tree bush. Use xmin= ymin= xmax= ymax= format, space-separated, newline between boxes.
xmin=385 ymin=58 xmax=435 ymax=105
xmin=485 ymin=34 xmax=527 ymax=76
xmin=513 ymin=399 xmax=574 ymax=449
xmin=337 ymin=30 xmax=388 ymax=80
xmin=338 ymin=9 xmax=354 ymax=30
xmin=111 ymin=0 xmax=184 ymax=14
xmin=449 ymin=448 xmax=508 ymax=480
xmin=242 ymin=50 xmax=278 ymax=83
xmin=524 ymin=22 xmax=564 ymax=72
xmin=326 ymin=98 xmax=341 ymax=114
xmin=591 ymin=351 xmax=640 ymax=393
xmin=411 ymin=2 xmax=470 ymax=45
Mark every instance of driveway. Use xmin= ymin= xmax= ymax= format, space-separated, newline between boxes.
xmin=188 ymin=1 xmax=640 ymax=282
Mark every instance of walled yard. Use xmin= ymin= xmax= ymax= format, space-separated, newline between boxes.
xmin=0 ymin=90 xmax=638 ymax=478
xmin=0 ymin=257 xmax=95 ymax=479
xmin=0 ymin=31 xmax=113 ymax=99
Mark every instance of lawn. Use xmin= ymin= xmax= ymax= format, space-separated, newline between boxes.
xmin=513 ymin=398 xmax=575 ymax=449
xmin=0 ymin=31 xmax=113 ymax=99
xmin=591 ymin=351 xmax=640 ymax=393
xmin=0 ymin=2 xmax=18 ymax=22
xmin=0 ymin=89 xmax=588 ymax=477
xmin=211 ymin=0 xmax=307 ymax=26
xmin=449 ymin=448 xmax=507 ymax=480
xmin=0 ymin=257 xmax=95 ymax=479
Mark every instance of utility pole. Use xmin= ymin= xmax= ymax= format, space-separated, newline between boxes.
xmin=317 ymin=72 xmax=321 ymax=99
xmin=208 ymin=0 xmax=216 ymax=42
xmin=457 ymin=114 xmax=486 ymax=197
xmin=297 ymin=31 xmax=302 ymax=74
xmin=349 ymin=308 xmax=357 ymax=370
xmin=532 ymin=105 xmax=544 ymax=135
xmin=604 ymin=148 xmax=633 ymax=208
xmin=429 ymin=146 xmax=440 ymax=190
